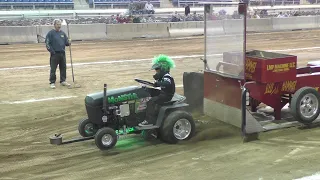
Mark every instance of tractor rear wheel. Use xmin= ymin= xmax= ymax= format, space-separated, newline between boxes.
xmin=160 ymin=110 xmax=195 ymax=144
xmin=290 ymin=87 xmax=320 ymax=125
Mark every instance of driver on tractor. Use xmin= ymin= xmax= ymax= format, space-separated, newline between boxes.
xmin=139 ymin=55 xmax=176 ymax=127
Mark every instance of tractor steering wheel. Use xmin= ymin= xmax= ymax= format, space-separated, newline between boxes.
xmin=134 ymin=78 xmax=155 ymax=87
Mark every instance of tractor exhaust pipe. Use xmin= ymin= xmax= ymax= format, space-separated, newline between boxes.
xmin=103 ymin=84 xmax=107 ymax=115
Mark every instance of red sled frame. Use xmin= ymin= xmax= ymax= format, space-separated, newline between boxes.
xmin=201 ymin=2 xmax=320 ymax=141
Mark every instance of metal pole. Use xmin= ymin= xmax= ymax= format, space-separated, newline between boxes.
xmin=241 ymin=87 xmax=247 ymax=136
xmin=204 ymin=4 xmax=208 ymax=70
xmin=67 ymin=22 xmax=75 ymax=83
xmin=240 ymin=2 xmax=248 ymax=138
xmin=243 ymin=2 xmax=247 ymax=81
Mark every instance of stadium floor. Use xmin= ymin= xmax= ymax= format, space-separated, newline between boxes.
xmin=1 ymin=29 xmax=320 ymax=180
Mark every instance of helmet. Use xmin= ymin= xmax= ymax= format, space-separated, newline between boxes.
xmin=151 ymin=54 xmax=175 ymax=72
xmin=151 ymin=63 xmax=162 ymax=70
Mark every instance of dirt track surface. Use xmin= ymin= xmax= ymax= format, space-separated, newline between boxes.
xmin=1 ymin=30 xmax=320 ymax=180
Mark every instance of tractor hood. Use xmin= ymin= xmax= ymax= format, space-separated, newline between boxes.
xmin=85 ymin=86 xmax=150 ymax=107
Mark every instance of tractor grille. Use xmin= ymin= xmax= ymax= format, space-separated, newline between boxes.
xmin=85 ymin=103 xmax=104 ymax=125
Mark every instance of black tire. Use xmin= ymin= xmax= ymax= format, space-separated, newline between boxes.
xmin=141 ymin=129 xmax=158 ymax=141
xmin=94 ymin=127 xmax=118 ymax=150
xmin=133 ymin=130 xmax=142 ymax=134
xmin=78 ymin=118 xmax=98 ymax=137
xmin=160 ymin=110 xmax=196 ymax=144
xmin=290 ymin=87 xmax=320 ymax=125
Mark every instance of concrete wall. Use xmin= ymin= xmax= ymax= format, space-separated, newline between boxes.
xmin=247 ymin=18 xmax=273 ymax=32
xmin=106 ymin=23 xmax=169 ymax=39
xmin=0 ymin=26 xmax=38 ymax=44
xmin=37 ymin=24 xmax=107 ymax=41
xmin=272 ymin=16 xmax=319 ymax=30
xmin=168 ymin=21 xmax=204 ymax=37
xmin=1 ymin=16 xmax=320 ymax=44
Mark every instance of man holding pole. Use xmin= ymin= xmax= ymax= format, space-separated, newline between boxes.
xmin=45 ymin=19 xmax=71 ymax=89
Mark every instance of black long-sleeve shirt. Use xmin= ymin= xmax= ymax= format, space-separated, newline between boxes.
xmin=45 ymin=29 xmax=70 ymax=54
xmin=154 ymin=73 xmax=175 ymax=96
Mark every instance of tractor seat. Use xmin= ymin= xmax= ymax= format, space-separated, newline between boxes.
xmin=162 ymin=100 xmax=177 ymax=106
xmin=161 ymin=93 xmax=186 ymax=106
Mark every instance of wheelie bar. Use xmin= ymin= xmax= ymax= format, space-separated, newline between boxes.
xmin=49 ymin=134 xmax=94 ymax=145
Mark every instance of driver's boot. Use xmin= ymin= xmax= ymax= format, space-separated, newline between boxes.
xmin=139 ymin=120 xmax=153 ymax=127
xmin=139 ymin=114 xmax=156 ymax=127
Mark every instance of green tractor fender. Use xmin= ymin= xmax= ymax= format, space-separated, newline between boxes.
xmin=155 ymin=103 xmax=189 ymax=127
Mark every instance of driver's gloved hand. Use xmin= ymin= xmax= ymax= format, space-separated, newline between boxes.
xmin=141 ymin=84 xmax=147 ymax=89
xmin=154 ymin=81 xmax=160 ymax=87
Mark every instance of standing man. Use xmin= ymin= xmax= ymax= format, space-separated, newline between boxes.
xmin=184 ymin=4 xmax=190 ymax=16
xmin=45 ymin=19 xmax=71 ymax=89
xmin=128 ymin=0 xmax=136 ymax=15
xmin=144 ymin=1 xmax=154 ymax=14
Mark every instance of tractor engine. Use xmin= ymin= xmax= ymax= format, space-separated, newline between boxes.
xmin=101 ymin=104 xmax=134 ymax=127
xmin=84 ymin=85 xmax=151 ymax=128
xmin=85 ymin=97 xmax=135 ymax=127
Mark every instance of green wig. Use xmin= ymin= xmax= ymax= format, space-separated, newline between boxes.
xmin=151 ymin=54 xmax=175 ymax=72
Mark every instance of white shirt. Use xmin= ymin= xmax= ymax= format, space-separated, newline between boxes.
xmin=145 ymin=3 xmax=153 ymax=10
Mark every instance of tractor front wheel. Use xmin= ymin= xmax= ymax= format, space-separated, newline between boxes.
xmin=78 ymin=118 xmax=98 ymax=137
xmin=95 ymin=127 xmax=118 ymax=150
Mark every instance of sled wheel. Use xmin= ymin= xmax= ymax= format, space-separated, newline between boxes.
xmin=291 ymin=87 xmax=320 ymax=125
xmin=95 ymin=127 xmax=118 ymax=150
xmin=78 ymin=118 xmax=98 ymax=137
xmin=160 ymin=110 xmax=195 ymax=144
